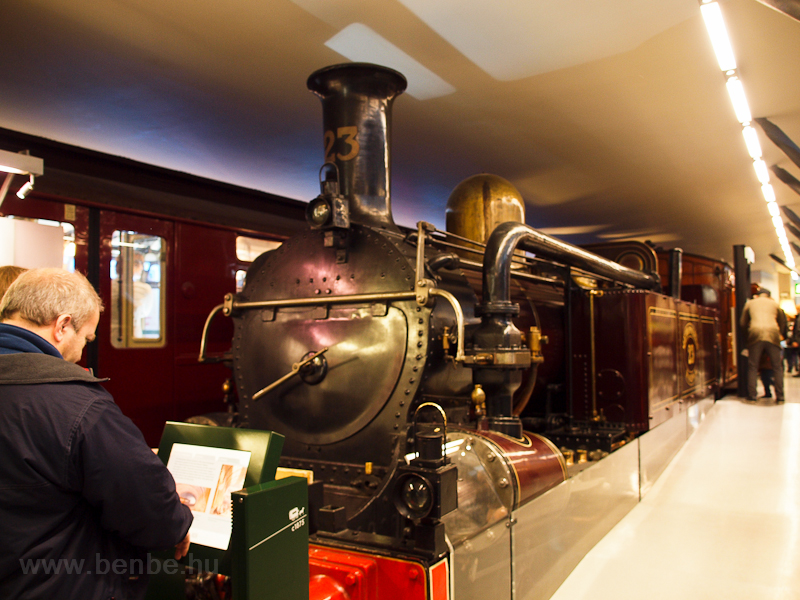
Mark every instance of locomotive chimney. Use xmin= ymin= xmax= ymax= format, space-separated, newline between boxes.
xmin=307 ymin=63 xmax=407 ymax=231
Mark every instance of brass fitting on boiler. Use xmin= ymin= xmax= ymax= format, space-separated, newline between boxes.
xmin=471 ymin=384 xmax=487 ymax=417
xmin=527 ymin=326 xmax=548 ymax=364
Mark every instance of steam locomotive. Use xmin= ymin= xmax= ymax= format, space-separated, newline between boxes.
xmin=198 ymin=63 xmax=727 ymax=600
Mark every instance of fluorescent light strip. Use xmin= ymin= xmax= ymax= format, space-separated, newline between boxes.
xmin=762 ymin=183 xmax=776 ymax=203
xmin=743 ymin=126 xmax=762 ymax=159
xmin=700 ymin=2 xmax=737 ymax=71
xmin=726 ymin=77 xmax=752 ymax=124
xmin=701 ymin=2 xmax=790 ymax=270
xmin=754 ymin=159 xmax=770 ymax=184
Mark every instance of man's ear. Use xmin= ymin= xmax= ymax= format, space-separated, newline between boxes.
xmin=52 ymin=314 xmax=73 ymax=343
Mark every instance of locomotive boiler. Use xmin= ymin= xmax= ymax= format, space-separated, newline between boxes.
xmin=200 ymin=63 xmax=721 ymax=600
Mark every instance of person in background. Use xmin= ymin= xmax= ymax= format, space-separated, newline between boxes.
xmin=740 ymin=288 xmax=787 ymax=404
xmin=0 ymin=265 xmax=26 ymax=299
xmin=130 ymin=254 xmax=153 ymax=337
xmin=789 ymin=311 xmax=800 ymax=378
xmin=785 ymin=315 xmax=798 ymax=374
xmin=110 ymin=251 xmax=153 ymax=342
xmin=0 ymin=268 xmax=192 ymax=600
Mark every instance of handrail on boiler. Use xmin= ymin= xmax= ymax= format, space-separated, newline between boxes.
xmin=198 ymin=288 xmax=466 ymax=364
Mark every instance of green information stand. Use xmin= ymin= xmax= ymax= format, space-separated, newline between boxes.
xmin=231 ymin=478 xmax=309 ymax=599
xmin=145 ymin=422 xmax=309 ymax=600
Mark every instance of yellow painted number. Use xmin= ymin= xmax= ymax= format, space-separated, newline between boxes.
xmin=324 ymin=126 xmax=360 ymax=162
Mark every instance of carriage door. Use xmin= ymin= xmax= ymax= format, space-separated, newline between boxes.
xmin=97 ymin=211 xmax=174 ymax=445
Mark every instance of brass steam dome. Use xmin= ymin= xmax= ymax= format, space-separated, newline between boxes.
xmin=445 ymin=174 xmax=526 ymax=255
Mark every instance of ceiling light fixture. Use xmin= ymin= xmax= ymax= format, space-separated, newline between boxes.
xmin=762 ymin=184 xmax=777 ymax=204
xmin=754 ymin=159 xmax=770 ymax=184
xmin=0 ymin=149 xmax=44 ymax=176
xmin=768 ymin=201 xmax=780 ymax=217
xmin=725 ymin=76 xmax=752 ymax=124
xmin=16 ymin=175 xmax=34 ymax=199
xmin=700 ymin=1 xmax=792 ymax=271
xmin=743 ymin=126 xmax=762 ymax=159
xmin=762 ymin=183 xmax=776 ymax=203
xmin=700 ymin=1 xmax=737 ymax=71
xmin=0 ymin=148 xmax=44 ymax=208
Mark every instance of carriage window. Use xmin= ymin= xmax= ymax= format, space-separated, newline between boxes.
xmin=235 ymin=236 xmax=281 ymax=292
xmin=110 ymin=231 xmax=166 ymax=348
xmin=235 ymin=236 xmax=281 ymax=262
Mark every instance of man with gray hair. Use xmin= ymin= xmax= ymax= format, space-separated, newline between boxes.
xmin=740 ymin=287 xmax=788 ymax=404
xmin=0 ymin=268 xmax=192 ymax=600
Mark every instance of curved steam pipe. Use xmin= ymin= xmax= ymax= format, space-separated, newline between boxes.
xmin=482 ymin=222 xmax=661 ymax=306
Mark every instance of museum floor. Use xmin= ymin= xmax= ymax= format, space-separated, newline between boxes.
xmin=550 ymin=374 xmax=800 ymax=600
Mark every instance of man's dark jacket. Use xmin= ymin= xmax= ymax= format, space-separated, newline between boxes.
xmin=0 ymin=324 xmax=192 ymax=600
